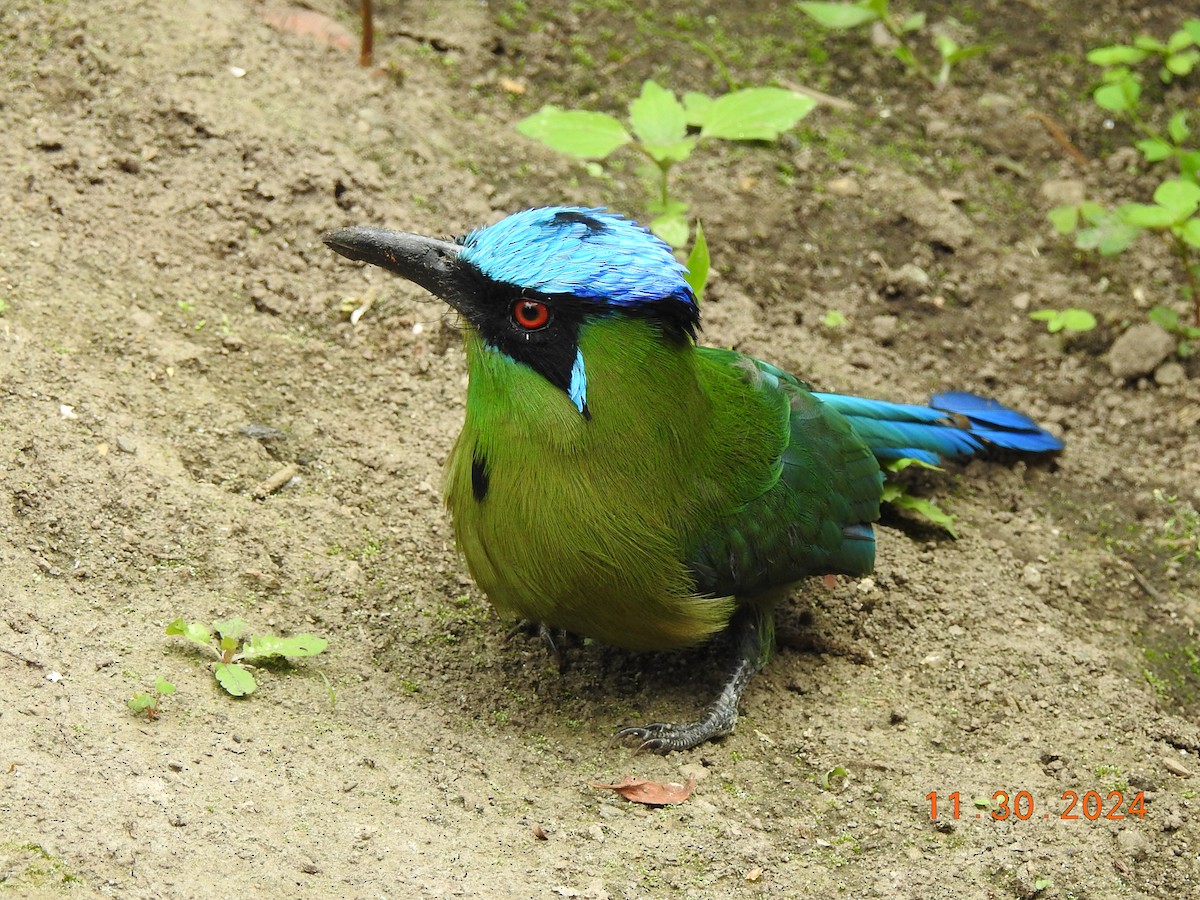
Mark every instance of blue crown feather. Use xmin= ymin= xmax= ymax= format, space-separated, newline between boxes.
xmin=459 ymin=207 xmax=696 ymax=309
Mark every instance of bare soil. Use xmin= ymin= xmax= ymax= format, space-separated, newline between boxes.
xmin=2 ymin=1 xmax=1199 ymax=897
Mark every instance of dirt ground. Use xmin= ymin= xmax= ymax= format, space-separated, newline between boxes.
xmin=2 ymin=0 xmax=1200 ymax=897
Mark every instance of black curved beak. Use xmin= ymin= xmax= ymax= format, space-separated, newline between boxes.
xmin=322 ymin=226 xmax=467 ymax=311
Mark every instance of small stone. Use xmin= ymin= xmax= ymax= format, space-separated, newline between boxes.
xmin=883 ymin=263 xmax=931 ymax=299
xmin=1040 ymin=178 xmax=1086 ymax=207
xmin=1021 ymin=564 xmax=1041 ymax=587
xmin=1108 ymin=324 xmax=1176 ymax=379
xmin=1163 ymin=756 xmax=1193 ymax=777
xmin=1116 ymin=828 xmax=1150 ymax=862
xmin=587 ymin=823 xmax=605 ymax=842
xmin=871 ymin=314 xmax=898 ymax=343
xmin=1154 ymin=361 xmax=1185 ymax=386
xmin=826 ymin=176 xmax=861 ymax=197
xmin=1161 ymin=813 xmax=1185 ymax=833
xmin=1010 ymin=292 xmax=1031 ymax=311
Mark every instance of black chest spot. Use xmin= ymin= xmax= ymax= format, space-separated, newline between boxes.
xmin=471 ymin=450 xmax=489 ymax=502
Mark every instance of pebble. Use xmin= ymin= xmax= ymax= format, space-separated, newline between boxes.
xmin=826 ymin=176 xmax=862 ymax=197
xmin=1154 ymin=361 xmax=1185 ymax=386
xmin=1040 ymin=179 xmax=1086 ymax=207
xmin=1021 ymin=564 xmax=1041 ymax=587
xmin=1116 ymin=828 xmax=1150 ymax=862
xmin=1163 ymin=756 xmax=1193 ymax=777
xmin=1108 ymin=323 xmax=1175 ymax=379
xmin=871 ymin=314 xmax=898 ymax=343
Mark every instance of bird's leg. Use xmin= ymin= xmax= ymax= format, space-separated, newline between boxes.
xmin=615 ymin=604 xmax=776 ymax=753
xmin=505 ymin=620 xmax=570 ymax=673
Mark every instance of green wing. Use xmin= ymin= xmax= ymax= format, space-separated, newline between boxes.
xmin=685 ymin=350 xmax=883 ymax=599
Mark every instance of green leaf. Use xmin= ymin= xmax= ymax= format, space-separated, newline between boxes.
xmin=893 ymin=44 xmax=918 ymax=69
xmin=213 ymin=617 xmax=249 ymax=642
xmin=1168 ymin=112 xmax=1191 ymax=145
xmin=1154 ymin=179 xmax=1200 ymax=218
xmin=901 ymin=12 xmax=925 ymax=32
xmin=215 ymin=662 xmax=256 ymax=696
xmin=1149 ymin=305 xmax=1182 ymax=331
xmin=1030 ymin=308 xmax=1096 ymax=333
xmin=1180 ymin=150 xmax=1200 ymax=181
xmin=1167 ymin=27 xmax=1197 ymax=53
xmin=242 ymin=633 xmax=329 ymax=660
xmin=154 ymin=677 xmax=176 ymax=695
xmin=822 ymin=309 xmax=847 ymax=328
xmin=935 ymin=34 xmax=959 ymax=59
xmin=699 ymin=88 xmax=816 ymax=141
xmin=885 ymin=457 xmax=943 ymax=473
xmin=945 ymin=44 xmax=988 ymax=65
xmin=683 ymin=220 xmax=709 ymax=302
xmin=1133 ymin=35 xmax=1165 ymax=53
xmin=681 ymin=92 xmax=713 ymax=127
xmin=1118 ymin=202 xmax=1176 ymax=229
xmin=1077 ymin=202 xmax=1109 ymax=226
xmin=887 ymin=491 xmax=958 ymax=537
xmin=1166 ymin=49 xmax=1200 ymax=77
xmin=1184 ymin=19 xmax=1200 ymax=45
xmin=1180 ymin=217 xmax=1200 ymax=248
xmin=1093 ymin=77 xmax=1140 ymax=113
xmin=642 ymin=138 xmax=696 ymax=165
xmin=628 ymin=81 xmax=687 ymax=148
xmin=1047 ymin=205 xmax=1079 ymax=234
xmin=797 ymin=2 xmax=880 ymax=29
xmin=514 ymin=107 xmax=632 ymax=160
xmin=1135 ymin=137 xmax=1173 ymax=162
xmin=166 ymin=618 xmax=212 ymax=649
xmin=650 ymin=212 xmax=689 ymax=249
xmin=128 ymin=693 xmax=155 ymax=713
xmin=1075 ymin=211 xmax=1140 ymax=255
xmin=1086 ymin=45 xmax=1148 ymax=66
xmin=1057 ymin=309 xmax=1098 ymax=332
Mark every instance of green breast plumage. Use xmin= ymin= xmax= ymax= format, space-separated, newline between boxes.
xmin=442 ymin=318 xmax=881 ymax=651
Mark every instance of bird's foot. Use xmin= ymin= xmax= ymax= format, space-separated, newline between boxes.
xmin=614 ymin=709 xmax=736 ymax=754
xmin=614 ymin=606 xmax=775 ymax=754
xmin=505 ymin=620 xmax=570 ymax=673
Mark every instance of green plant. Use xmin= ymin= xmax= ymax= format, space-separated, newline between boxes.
xmin=1148 ymin=304 xmax=1200 ymax=357
xmin=515 ymin=80 xmax=815 ymax=250
xmin=127 ymin=676 xmax=175 ymax=721
xmin=798 ymin=1 xmax=986 ymax=89
xmin=1028 ymin=308 xmax=1097 ymax=334
xmin=881 ymin=457 xmax=957 ymax=536
xmin=167 ymin=616 xmax=328 ymax=696
xmin=822 ymin=309 xmax=848 ymax=328
xmin=1050 ymin=19 xmax=1200 ymax=328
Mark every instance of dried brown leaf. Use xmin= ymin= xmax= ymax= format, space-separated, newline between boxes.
xmin=589 ymin=775 xmax=696 ymax=806
xmin=262 ymin=8 xmax=354 ymax=53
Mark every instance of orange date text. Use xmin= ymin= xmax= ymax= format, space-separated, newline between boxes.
xmin=926 ymin=790 xmax=1146 ymax=822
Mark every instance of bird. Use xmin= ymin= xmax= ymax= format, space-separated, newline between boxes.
xmin=323 ymin=206 xmax=1062 ymax=753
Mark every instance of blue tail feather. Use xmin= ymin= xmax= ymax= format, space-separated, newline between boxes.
xmin=813 ymin=391 xmax=1062 ymax=465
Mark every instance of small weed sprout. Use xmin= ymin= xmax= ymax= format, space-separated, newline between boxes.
xmin=167 ymin=616 xmax=328 ymax=697
xmin=515 ymin=80 xmax=815 ymax=259
xmin=881 ymin=457 xmax=957 ymax=536
xmin=1050 ymin=19 xmax=1200 ymax=334
xmin=127 ymin=676 xmax=175 ymax=721
xmin=798 ymin=1 xmax=986 ymax=89
xmin=1028 ymin=308 xmax=1097 ymax=335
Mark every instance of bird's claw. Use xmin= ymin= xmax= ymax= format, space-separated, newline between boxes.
xmin=613 ymin=722 xmax=706 ymax=754
xmin=505 ymin=620 xmax=570 ymax=672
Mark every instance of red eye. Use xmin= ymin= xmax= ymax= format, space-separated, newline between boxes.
xmin=512 ymin=299 xmax=550 ymax=330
